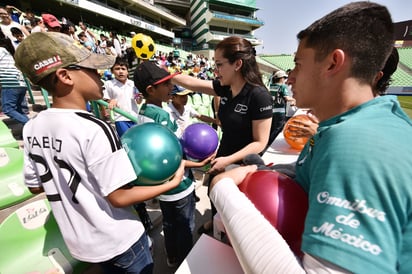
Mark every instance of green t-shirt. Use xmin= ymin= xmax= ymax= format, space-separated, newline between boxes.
xmin=295 ymin=96 xmax=412 ymax=273
xmin=138 ymin=103 xmax=178 ymax=132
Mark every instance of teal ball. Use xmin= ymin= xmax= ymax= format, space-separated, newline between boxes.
xmin=121 ymin=123 xmax=183 ymax=185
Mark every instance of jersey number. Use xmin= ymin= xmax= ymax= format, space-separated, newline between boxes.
xmin=29 ymin=153 xmax=81 ymax=204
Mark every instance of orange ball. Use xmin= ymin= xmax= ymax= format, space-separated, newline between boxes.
xmin=283 ymin=114 xmax=311 ymax=150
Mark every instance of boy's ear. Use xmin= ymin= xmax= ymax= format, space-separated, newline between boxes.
xmin=55 ymin=68 xmax=74 ymax=85
xmin=145 ymin=85 xmax=154 ymax=95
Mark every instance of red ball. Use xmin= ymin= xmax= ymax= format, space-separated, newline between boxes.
xmin=238 ymin=170 xmax=308 ymax=258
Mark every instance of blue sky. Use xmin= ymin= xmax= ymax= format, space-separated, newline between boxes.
xmin=254 ymin=0 xmax=412 ymax=55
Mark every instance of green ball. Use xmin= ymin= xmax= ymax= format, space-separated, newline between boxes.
xmin=121 ymin=123 xmax=183 ymax=185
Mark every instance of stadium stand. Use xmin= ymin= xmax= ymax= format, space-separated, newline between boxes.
xmin=260 ymin=54 xmax=295 ymax=71
xmin=398 ymin=47 xmax=412 ymax=70
xmin=392 ymin=67 xmax=412 ymax=87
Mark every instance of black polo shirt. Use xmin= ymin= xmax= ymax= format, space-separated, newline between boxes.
xmin=213 ymin=80 xmax=273 ymax=158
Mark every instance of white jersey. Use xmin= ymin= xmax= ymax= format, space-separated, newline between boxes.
xmin=103 ymin=78 xmax=139 ymax=122
xmin=23 ymin=108 xmax=143 ymax=263
xmin=166 ymin=102 xmax=200 ymax=138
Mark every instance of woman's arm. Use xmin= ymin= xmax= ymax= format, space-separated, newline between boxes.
xmin=209 ymin=117 xmax=271 ymax=174
xmin=172 ymin=74 xmax=216 ymax=96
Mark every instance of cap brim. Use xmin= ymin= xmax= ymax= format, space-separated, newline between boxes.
xmin=48 ymin=22 xmax=61 ymax=28
xmin=176 ymin=90 xmax=193 ymax=95
xmin=77 ymin=53 xmax=116 ymax=70
xmin=153 ymin=71 xmax=181 ymax=86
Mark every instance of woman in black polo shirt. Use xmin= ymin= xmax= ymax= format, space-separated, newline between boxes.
xmin=173 ymin=36 xmax=273 ymax=234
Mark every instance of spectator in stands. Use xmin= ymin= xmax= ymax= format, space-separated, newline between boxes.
xmin=42 ymin=13 xmax=61 ymax=32
xmin=208 ymin=2 xmax=412 ymax=273
xmin=78 ymin=31 xmax=96 ymax=52
xmin=0 ymin=29 xmax=29 ymax=125
xmin=78 ymin=21 xmax=97 ymax=48
xmin=5 ymin=6 xmax=34 ymax=32
xmin=10 ymin=27 xmax=24 ymax=48
xmin=60 ymin=21 xmax=78 ymax=42
xmin=167 ymin=51 xmax=173 ymax=65
xmin=172 ymin=36 xmax=273 ymax=235
xmin=0 ymin=6 xmax=30 ymax=46
xmin=120 ymin=37 xmax=128 ymax=57
xmin=4 ymin=5 xmax=21 ymax=23
xmin=109 ymin=30 xmax=122 ymax=57
xmin=126 ymin=46 xmax=136 ymax=68
xmin=95 ymin=34 xmax=108 ymax=54
xmin=30 ymin=17 xmax=46 ymax=33
xmin=105 ymin=40 xmax=117 ymax=56
xmin=20 ymin=9 xmax=34 ymax=32
xmin=103 ymin=58 xmax=153 ymax=235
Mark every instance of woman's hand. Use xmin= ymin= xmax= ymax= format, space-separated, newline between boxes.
xmin=208 ymin=156 xmax=232 ymax=175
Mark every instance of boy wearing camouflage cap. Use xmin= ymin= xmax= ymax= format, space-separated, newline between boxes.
xmin=15 ymin=31 xmax=185 ymax=273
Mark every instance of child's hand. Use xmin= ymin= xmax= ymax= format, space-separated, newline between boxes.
xmin=198 ymin=153 xmax=215 ymax=166
xmin=169 ymin=160 xmax=186 ymax=188
xmin=108 ymin=99 xmax=118 ymax=109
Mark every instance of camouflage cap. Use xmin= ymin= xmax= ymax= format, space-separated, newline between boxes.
xmin=14 ymin=32 xmax=115 ymax=84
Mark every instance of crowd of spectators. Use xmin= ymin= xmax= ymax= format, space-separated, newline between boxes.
xmin=0 ymin=3 xmax=219 ymax=126
xmin=1 ymin=4 xmax=216 ymax=80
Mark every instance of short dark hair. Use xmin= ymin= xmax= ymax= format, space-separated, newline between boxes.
xmin=10 ymin=27 xmax=23 ymax=36
xmin=0 ymin=29 xmax=15 ymax=55
xmin=111 ymin=57 xmax=129 ymax=70
xmin=77 ymin=31 xmax=86 ymax=39
xmin=297 ymin=1 xmax=394 ymax=86
xmin=38 ymin=73 xmax=57 ymax=94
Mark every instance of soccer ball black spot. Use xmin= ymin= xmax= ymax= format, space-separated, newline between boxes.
xmin=136 ymin=40 xmax=144 ymax=48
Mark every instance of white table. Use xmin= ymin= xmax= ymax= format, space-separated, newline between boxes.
xmin=175 ymin=234 xmax=244 ymax=274
xmin=262 ymin=132 xmax=300 ymax=165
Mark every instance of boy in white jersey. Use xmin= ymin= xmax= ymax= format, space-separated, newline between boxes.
xmin=166 ymin=85 xmax=218 ymax=138
xmin=14 ymin=32 xmax=185 ymax=274
xmin=103 ymin=57 xmax=140 ymax=137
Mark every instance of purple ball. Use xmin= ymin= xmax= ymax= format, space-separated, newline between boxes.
xmin=181 ymin=123 xmax=219 ymax=160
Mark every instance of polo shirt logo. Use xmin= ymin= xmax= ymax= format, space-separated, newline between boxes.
xmin=234 ymin=104 xmax=248 ymax=114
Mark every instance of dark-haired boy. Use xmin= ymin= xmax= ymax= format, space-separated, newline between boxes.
xmin=103 ymin=57 xmax=140 ymax=137
xmin=134 ymin=61 xmax=212 ymax=267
